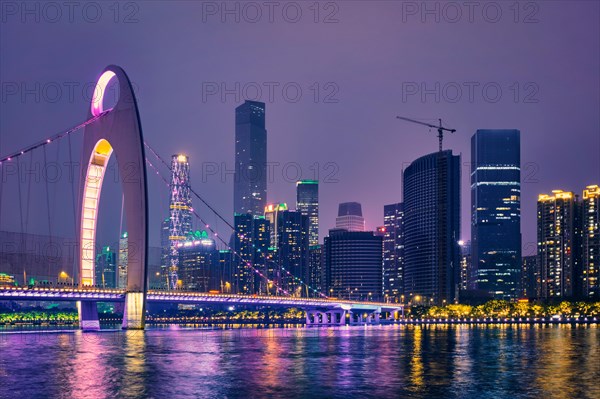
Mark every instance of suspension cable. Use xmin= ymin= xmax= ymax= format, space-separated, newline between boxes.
xmin=145 ymin=143 xmax=327 ymax=298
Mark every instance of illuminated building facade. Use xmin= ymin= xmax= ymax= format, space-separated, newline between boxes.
xmin=234 ymin=100 xmax=267 ymax=217
xmin=521 ymin=255 xmax=539 ymax=299
xmin=166 ymin=154 xmax=193 ymax=289
xmin=118 ymin=232 xmax=128 ymax=289
xmin=177 ymin=231 xmax=218 ymax=292
xmin=582 ymin=185 xmax=600 ymax=298
xmin=471 ymin=129 xmax=521 ymax=300
xmin=324 ymin=229 xmax=383 ymax=301
xmin=383 ymin=203 xmax=404 ymax=301
xmin=336 ymin=202 xmax=365 ymax=232
xmin=308 ymin=245 xmax=323 ymax=296
xmin=95 ymin=246 xmax=116 ymax=288
xmin=233 ymin=214 xmax=271 ymax=294
xmin=296 ymin=180 xmax=319 ymax=246
xmin=274 ymin=210 xmax=309 ymax=296
xmin=537 ymin=190 xmax=582 ymax=298
xmin=264 ymin=203 xmax=288 ymax=247
xmin=459 ymin=240 xmax=473 ymax=293
xmin=159 ymin=217 xmax=170 ymax=289
xmin=403 ymin=150 xmax=461 ymax=304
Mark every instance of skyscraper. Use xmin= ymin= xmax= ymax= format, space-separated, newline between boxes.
xmin=159 ymin=217 xmax=170 ymax=289
xmin=264 ymin=203 xmax=288 ymax=247
xmin=537 ymin=190 xmax=581 ymax=298
xmin=471 ymin=129 xmax=521 ymax=300
xmin=336 ymin=202 xmax=365 ymax=232
xmin=296 ymin=180 xmax=319 ymax=246
xmin=95 ymin=246 xmax=116 ymax=288
xmin=324 ymin=229 xmax=383 ymax=301
xmin=459 ymin=240 xmax=473 ymax=293
xmin=232 ymin=213 xmax=271 ymax=294
xmin=177 ymin=231 xmax=217 ymax=292
xmin=582 ymin=185 xmax=599 ymax=298
xmin=166 ymin=154 xmax=193 ymax=289
xmin=118 ymin=232 xmax=128 ymax=289
xmin=275 ymin=210 xmax=309 ymax=296
xmin=234 ymin=100 xmax=267 ymax=217
xmin=383 ymin=203 xmax=404 ymax=302
xmin=403 ymin=150 xmax=461 ymax=304
xmin=521 ymin=255 xmax=539 ymax=299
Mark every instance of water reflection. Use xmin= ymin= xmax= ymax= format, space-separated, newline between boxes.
xmin=1 ymin=325 xmax=598 ymax=399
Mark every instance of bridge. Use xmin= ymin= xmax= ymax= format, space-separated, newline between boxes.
xmin=0 ymin=65 xmax=403 ymax=331
xmin=0 ymin=286 xmax=404 ymax=328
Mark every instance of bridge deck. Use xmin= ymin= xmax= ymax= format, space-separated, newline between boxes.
xmin=0 ymin=286 xmax=404 ymax=311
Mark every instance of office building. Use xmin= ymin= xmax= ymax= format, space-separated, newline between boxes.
xmin=403 ymin=150 xmax=461 ymax=304
xmin=178 ymin=231 xmax=218 ymax=292
xmin=336 ymin=202 xmax=365 ymax=231
xmin=296 ymin=180 xmax=319 ymax=246
xmin=264 ymin=203 xmax=288 ymax=248
xmin=275 ymin=210 xmax=309 ymax=296
xmin=324 ymin=229 xmax=383 ymax=301
xmin=234 ymin=100 xmax=267 ymax=217
xmin=471 ymin=129 xmax=521 ymax=300
xmin=95 ymin=246 xmax=116 ymax=288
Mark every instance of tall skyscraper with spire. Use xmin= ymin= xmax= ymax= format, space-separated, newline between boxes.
xmin=165 ymin=154 xmax=192 ymax=289
xmin=234 ymin=100 xmax=267 ymax=217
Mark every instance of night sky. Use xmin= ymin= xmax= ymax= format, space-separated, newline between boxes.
xmin=1 ymin=1 xmax=599 ymax=252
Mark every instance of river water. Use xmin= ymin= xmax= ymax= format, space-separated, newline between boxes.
xmin=1 ymin=324 xmax=598 ymax=399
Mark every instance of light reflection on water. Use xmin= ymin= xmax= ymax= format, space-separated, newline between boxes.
xmin=0 ymin=324 xmax=599 ymax=399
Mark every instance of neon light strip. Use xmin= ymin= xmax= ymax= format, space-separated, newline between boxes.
xmin=80 ymin=140 xmax=113 ymax=286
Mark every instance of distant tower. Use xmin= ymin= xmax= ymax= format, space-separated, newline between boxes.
xmin=296 ymin=180 xmax=319 ymax=246
xmin=336 ymin=202 xmax=365 ymax=231
xmin=167 ymin=154 xmax=193 ymax=289
xmin=383 ymin=203 xmax=404 ymax=301
xmin=234 ymin=100 xmax=267 ymax=217
xmin=118 ymin=232 xmax=128 ymax=289
xmin=264 ymin=203 xmax=288 ymax=247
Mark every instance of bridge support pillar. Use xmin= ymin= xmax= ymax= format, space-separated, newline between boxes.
xmin=374 ymin=312 xmax=381 ymax=324
xmin=122 ymin=292 xmax=145 ymax=330
xmin=78 ymin=301 xmax=100 ymax=331
xmin=339 ymin=310 xmax=347 ymax=325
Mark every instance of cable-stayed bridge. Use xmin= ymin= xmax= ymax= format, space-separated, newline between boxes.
xmin=0 ymin=65 xmax=403 ymax=330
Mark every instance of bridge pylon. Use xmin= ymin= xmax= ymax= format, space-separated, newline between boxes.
xmin=77 ymin=65 xmax=149 ymax=330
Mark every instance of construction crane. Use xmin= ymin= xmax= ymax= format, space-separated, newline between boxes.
xmin=396 ymin=116 xmax=456 ymax=152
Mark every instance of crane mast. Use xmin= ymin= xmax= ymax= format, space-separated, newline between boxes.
xmin=396 ymin=116 xmax=456 ymax=152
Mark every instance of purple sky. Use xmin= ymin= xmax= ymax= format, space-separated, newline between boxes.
xmin=1 ymin=1 xmax=599 ymax=252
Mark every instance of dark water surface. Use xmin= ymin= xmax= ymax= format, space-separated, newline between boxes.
xmin=1 ymin=324 xmax=599 ymax=399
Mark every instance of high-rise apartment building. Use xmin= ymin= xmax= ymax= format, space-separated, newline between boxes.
xmin=537 ymin=190 xmax=581 ymax=298
xmin=383 ymin=203 xmax=404 ymax=301
xmin=118 ymin=232 xmax=128 ymax=289
xmin=582 ymin=185 xmax=600 ymax=298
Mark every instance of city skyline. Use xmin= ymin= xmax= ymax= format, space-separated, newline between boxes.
xmin=1 ymin=3 xmax=598 ymax=252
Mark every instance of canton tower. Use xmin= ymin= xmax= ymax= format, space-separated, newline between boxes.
xmin=166 ymin=154 xmax=193 ymax=289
